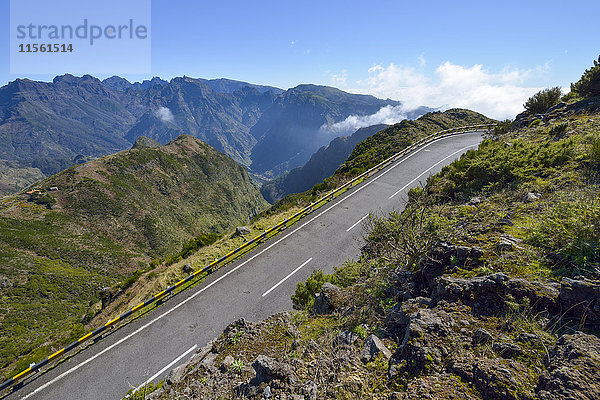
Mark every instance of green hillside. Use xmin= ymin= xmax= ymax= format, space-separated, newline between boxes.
xmin=0 ymin=135 xmax=267 ymax=378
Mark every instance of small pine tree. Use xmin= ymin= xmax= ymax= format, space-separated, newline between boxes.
xmin=571 ymin=55 xmax=600 ymax=97
xmin=524 ymin=87 xmax=562 ymax=114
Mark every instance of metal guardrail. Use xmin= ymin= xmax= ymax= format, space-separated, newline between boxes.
xmin=0 ymin=123 xmax=494 ymax=393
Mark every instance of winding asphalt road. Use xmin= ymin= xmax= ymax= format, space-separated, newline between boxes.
xmin=5 ymin=132 xmax=484 ymax=400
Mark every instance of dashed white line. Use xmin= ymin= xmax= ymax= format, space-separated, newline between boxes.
xmin=262 ymin=258 xmax=312 ymax=297
xmin=388 ymin=145 xmax=476 ymax=199
xmin=346 ymin=214 xmax=369 ymax=232
xmin=131 ymin=344 xmax=197 ymax=395
xmin=19 ymin=133 xmax=481 ymax=398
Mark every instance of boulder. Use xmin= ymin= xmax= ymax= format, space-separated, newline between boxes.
xmin=492 ymin=342 xmax=523 ymax=359
xmin=385 ymin=297 xmax=431 ymax=337
xmin=0 ymin=275 xmax=11 ymax=289
xmin=497 ymin=234 xmax=522 ymax=252
xmin=471 ymin=358 xmax=535 ymax=400
xmin=391 ymin=308 xmax=456 ymax=376
xmin=252 ymin=355 xmax=297 ymax=385
xmin=472 ymin=328 xmax=493 ymax=344
xmin=435 ymin=273 xmax=558 ymax=316
xmin=558 ymin=278 xmax=600 ymax=326
xmin=221 ymin=355 xmax=235 ymax=371
xmin=421 ymin=243 xmax=485 ymax=286
xmin=523 ymin=192 xmax=540 ymax=203
xmin=336 ymin=330 xmax=359 ymax=346
xmin=166 ymin=362 xmax=187 ymax=385
xmin=434 ymin=273 xmax=509 ymax=314
xmin=313 ymin=282 xmax=342 ymax=314
xmin=360 ymin=334 xmax=392 ymax=362
xmin=263 ymin=385 xmax=272 ymax=398
xmin=235 ymin=226 xmax=251 ymax=236
xmin=536 ymin=332 xmax=600 ymax=400
xmin=469 ymin=197 xmax=481 ymax=205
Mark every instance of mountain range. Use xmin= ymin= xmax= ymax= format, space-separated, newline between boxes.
xmin=0 ymin=74 xmax=427 ymax=195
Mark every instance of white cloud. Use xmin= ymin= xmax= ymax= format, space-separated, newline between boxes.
xmin=319 ymin=105 xmax=410 ymax=136
xmin=330 ymin=69 xmax=348 ymax=87
xmin=353 ymin=62 xmax=546 ymax=120
xmin=154 ymin=106 xmax=174 ymax=123
xmin=418 ymin=53 xmax=426 ymax=67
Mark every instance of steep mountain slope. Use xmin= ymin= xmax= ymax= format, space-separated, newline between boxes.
xmin=102 ymin=76 xmax=168 ymax=91
xmin=0 ymin=75 xmax=144 ymax=175
xmin=0 ymin=135 xmax=267 ymax=377
xmin=249 ymin=85 xmax=400 ymax=178
xmin=124 ymin=77 xmax=279 ymax=165
xmin=102 ymin=76 xmax=282 ymax=95
xmin=261 ymin=124 xmax=389 ymax=203
xmin=197 ymin=78 xmax=284 ymax=94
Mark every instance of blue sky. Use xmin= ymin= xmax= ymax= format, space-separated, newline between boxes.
xmin=2 ymin=0 xmax=599 ymax=119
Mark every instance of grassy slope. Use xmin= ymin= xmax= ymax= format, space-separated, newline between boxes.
xmin=0 ymin=161 xmax=45 ymax=197
xmin=0 ymin=135 xmax=268 ymax=379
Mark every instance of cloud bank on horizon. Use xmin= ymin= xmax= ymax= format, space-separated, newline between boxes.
xmin=341 ymin=61 xmax=552 ymax=120
xmin=319 ymin=104 xmax=411 ymax=137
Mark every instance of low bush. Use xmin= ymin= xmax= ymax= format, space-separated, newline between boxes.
xmin=571 ymin=55 xmax=600 ymax=97
xmin=524 ymin=87 xmax=562 ymax=115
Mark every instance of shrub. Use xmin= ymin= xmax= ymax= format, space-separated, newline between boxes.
xmin=120 ymin=269 xmax=142 ymax=290
xmin=364 ymin=190 xmax=452 ymax=269
xmin=524 ymin=87 xmax=562 ymax=114
xmin=489 ymin=120 xmax=513 ymax=139
xmin=571 ymin=55 xmax=600 ymax=97
xmin=528 ymin=119 xmax=542 ymax=128
xmin=28 ymin=191 xmax=56 ymax=209
xmin=229 ymin=359 xmax=245 ymax=374
xmin=548 ymin=122 xmax=568 ymax=136
xmin=352 ymin=324 xmax=368 ymax=339
xmin=291 ymin=269 xmax=330 ymax=310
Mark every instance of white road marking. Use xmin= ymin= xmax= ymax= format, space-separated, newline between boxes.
xmin=262 ymin=258 xmax=312 ymax=297
xmin=130 ymin=344 xmax=197 ymax=395
xmin=388 ymin=145 xmax=476 ymax=199
xmin=346 ymin=214 xmax=369 ymax=232
xmin=19 ymin=133 xmax=481 ymax=398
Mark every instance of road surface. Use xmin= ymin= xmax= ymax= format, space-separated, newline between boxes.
xmin=5 ymin=132 xmax=483 ymax=400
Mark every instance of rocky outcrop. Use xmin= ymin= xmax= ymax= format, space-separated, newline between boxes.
xmin=360 ymin=334 xmax=392 ymax=362
xmin=434 ymin=273 xmax=559 ymax=315
xmin=536 ymin=333 xmax=600 ymax=400
xmin=313 ymin=282 xmax=342 ymax=314
xmin=559 ymin=278 xmax=600 ymax=326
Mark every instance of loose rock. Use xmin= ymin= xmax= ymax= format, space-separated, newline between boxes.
xmin=235 ymin=226 xmax=251 ymax=236
xmin=360 ymin=334 xmax=392 ymax=362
